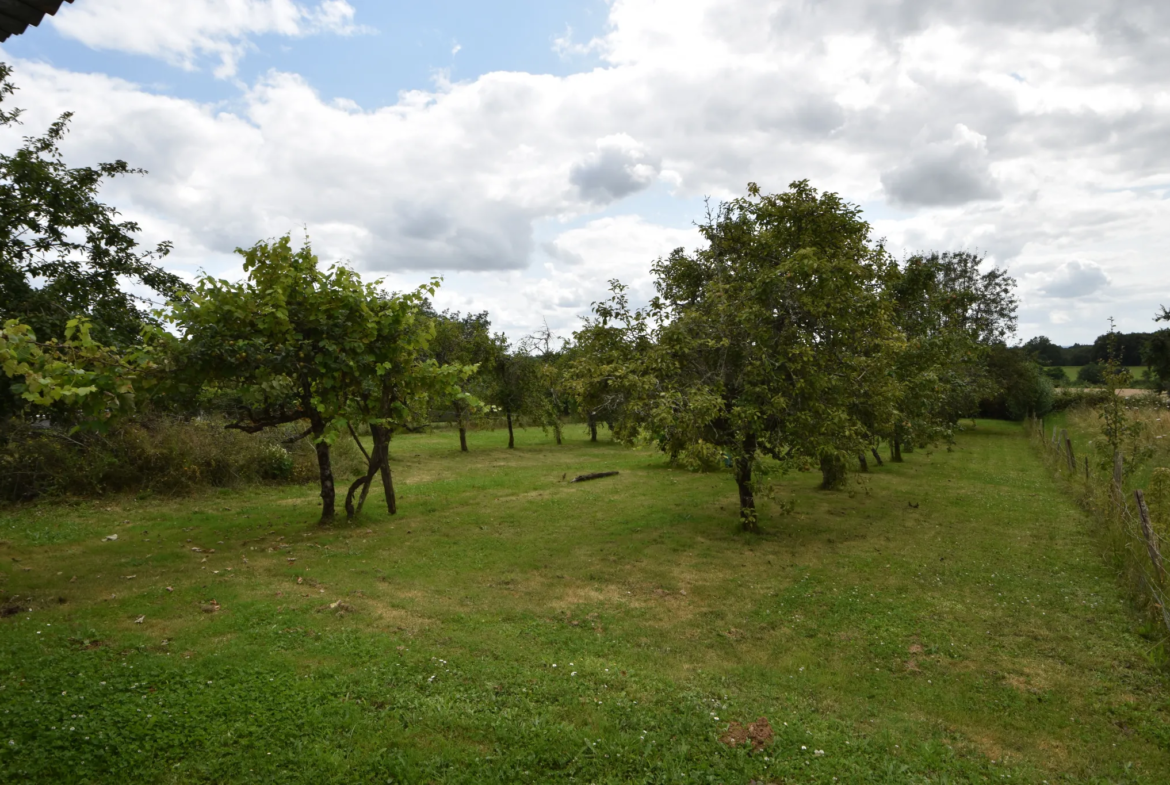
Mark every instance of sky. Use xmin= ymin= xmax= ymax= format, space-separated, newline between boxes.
xmin=2 ymin=0 xmax=1169 ymax=347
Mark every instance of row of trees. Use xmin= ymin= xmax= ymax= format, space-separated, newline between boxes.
xmin=0 ymin=63 xmax=1048 ymax=530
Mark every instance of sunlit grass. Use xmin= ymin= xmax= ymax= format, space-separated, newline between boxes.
xmin=1 ymin=421 xmax=1168 ymax=783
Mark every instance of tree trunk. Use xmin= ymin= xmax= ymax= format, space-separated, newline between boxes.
xmin=820 ymin=453 xmax=848 ymax=490
xmin=870 ymin=447 xmax=884 ymax=466
xmin=455 ymin=401 xmax=469 ymax=452
xmin=373 ymin=424 xmax=396 ymax=515
xmin=891 ymin=433 xmax=903 ymax=463
xmin=735 ymin=435 xmax=758 ymax=533
xmin=506 ymin=410 xmax=515 ymax=449
xmin=314 ymin=435 xmax=335 ymax=524
xmin=344 ymin=451 xmax=381 ymax=520
xmin=588 ymin=411 xmax=598 ymax=442
xmin=554 ymin=420 xmax=563 ymax=445
xmin=735 ymin=454 xmax=758 ymax=533
xmin=858 ymin=453 xmax=868 ymax=472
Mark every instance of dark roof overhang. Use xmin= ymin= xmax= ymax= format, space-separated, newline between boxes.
xmin=0 ymin=0 xmax=74 ymax=43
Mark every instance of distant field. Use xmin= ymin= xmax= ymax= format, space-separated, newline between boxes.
xmin=1056 ymin=365 xmax=1148 ymax=383
xmin=1 ymin=422 xmax=1168 ymax=783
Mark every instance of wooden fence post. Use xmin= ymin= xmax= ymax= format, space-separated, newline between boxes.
xmin=1135 ymin=490 xmax=1165 ymax=586
xmin=1084 ymin=456 xmax=1089 ymax=481
xmin=1052 ymin=426 xmax=1059 ymax=449
xmin=1113 ymin=451 xmax=1124 ymax=503
xmin=1063 ymin=431 xmax=1075 ymax=471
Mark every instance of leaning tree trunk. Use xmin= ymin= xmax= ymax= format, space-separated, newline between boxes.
xmin=345 ymin=450 xmax=381 ymax=520
xmin=870 ymin=447 xmax=884 ymax=467
xmin=506 ymin=410 xmax=515 ymax=449
xmin=820 ymin=453 xmax=848 ymax=490
xmin=372 ymin=424 xmax=396 ymax=515
xmin=313 ymin=431 xmax=336 ymax=524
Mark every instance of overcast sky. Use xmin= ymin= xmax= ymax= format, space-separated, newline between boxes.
xmin=3 ymin=0 xmax=1168 ymax=346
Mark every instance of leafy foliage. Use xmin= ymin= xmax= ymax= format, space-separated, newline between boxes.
xmin=168 ymin=236 xmax=468 ymax=523
xmin=0 ymin=63 xmax=182 ymax=353
xmin=427 ymin=308 xmax=497 ymax=451
xmin=888 ymin=251 xmax=1018 ymax=451
xmin=1145 ymin=307 xmax=1170 ymax=394
xmin=0 ymin=317 xmax=164 ymax=431
xmin=592 ymin=181 xmax=904 ymax=530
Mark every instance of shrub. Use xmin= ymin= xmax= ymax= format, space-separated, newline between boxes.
xmin=1041 ymin=366 xmax=1067 ymax=383
xmin=0 ymin=417 xmax=365 ymax=502
xmin=1050 ymin=388 xmax=1111 ymax=412
xmin=259 ymin=443 xmax=295 ymax=480
xmin=1077 ymin=362 xmax=1106 ymax=385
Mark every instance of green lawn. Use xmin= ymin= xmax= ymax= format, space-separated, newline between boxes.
xmin=1 ymin=421 xmax=1168 ymax=783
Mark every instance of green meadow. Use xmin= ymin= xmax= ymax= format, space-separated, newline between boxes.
xmin=1 ymin=421 xmax=1168 ymax=783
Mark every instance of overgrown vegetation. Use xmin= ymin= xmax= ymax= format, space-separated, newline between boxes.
xmin=0 ymin=418 xmax=365 ymax=502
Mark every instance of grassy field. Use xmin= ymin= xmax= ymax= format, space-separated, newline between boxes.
xmin=1057 ymin=366 xmax=1149 ymax=384
xmin=1 ymin=421 xmax=1169 ymax=783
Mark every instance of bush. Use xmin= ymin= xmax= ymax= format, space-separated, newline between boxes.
xmin=1050 ymin=388 xmax=1111 ymax=412
xmin=1077 ymin=362 xmax=1106 ymax=385
xmin=0 ymin=417 xmax=365 ymax=502
xmin=1041 ymin=366 xmax=1067 ymax=383
xmin=259 ymin=443 xmax=296 ymax=480
xmin=981 ymin=349 xmax=1055 ymax=420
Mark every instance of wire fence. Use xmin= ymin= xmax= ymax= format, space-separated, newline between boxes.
xmin=1029 ymin=414 xmax=1170 ymax=649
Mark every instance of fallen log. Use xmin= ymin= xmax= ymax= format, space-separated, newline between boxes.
xmin=570 ymin=471 xmax=619 ymax=483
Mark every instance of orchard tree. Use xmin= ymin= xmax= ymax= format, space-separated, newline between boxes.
xmin=604 ymin=181 xmax=903 ymax=531
xmin=565 ymin=281 xmax=653 ymax=445
xmin=170 ymin=235 xmax=457 ymax=524
xmin=885 ymin=251 xmax=1018 ymax=457
xmin=341 ymin=295 xmax=475 ymax=519
xmin=524 ymin=323 xmax=569 ymax=445
xmin=488 ymin=338 xmax=537 ymax=449
xmin=428 ymin=309 xmax=495 ymax=451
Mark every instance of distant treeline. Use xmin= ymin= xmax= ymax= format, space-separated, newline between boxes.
xmin=1024 ymin=333 xmax=1151 ymax=368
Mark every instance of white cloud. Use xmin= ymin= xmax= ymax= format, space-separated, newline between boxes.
xmin=50 ymin=0 xmax=366 ymax=78
xmin=570 ymin=135 xmax=660 ymax=203
xmin=3 ymin=0 xmax=1169 ymax=343
xmin=1035 ymin=259 xmax=1111 ymax=299
xmin=882 ymin=124 xmax=1000 ymax=207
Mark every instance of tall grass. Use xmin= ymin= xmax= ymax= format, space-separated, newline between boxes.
xmin=1033 ymin=395 xmax=1170 ymax=653
xmin=0 ymin=417 xmax=366 ymax=502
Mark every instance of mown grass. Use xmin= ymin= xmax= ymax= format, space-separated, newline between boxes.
xmin=1 ymin=421 xmax=1168 ymax=783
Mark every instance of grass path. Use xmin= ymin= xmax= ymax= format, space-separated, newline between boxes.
xmin=0 ymin=421 xmax=1168 ymax=783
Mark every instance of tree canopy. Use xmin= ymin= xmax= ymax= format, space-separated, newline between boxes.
xmin=591 ymin=181 xmax=904 ymax=531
